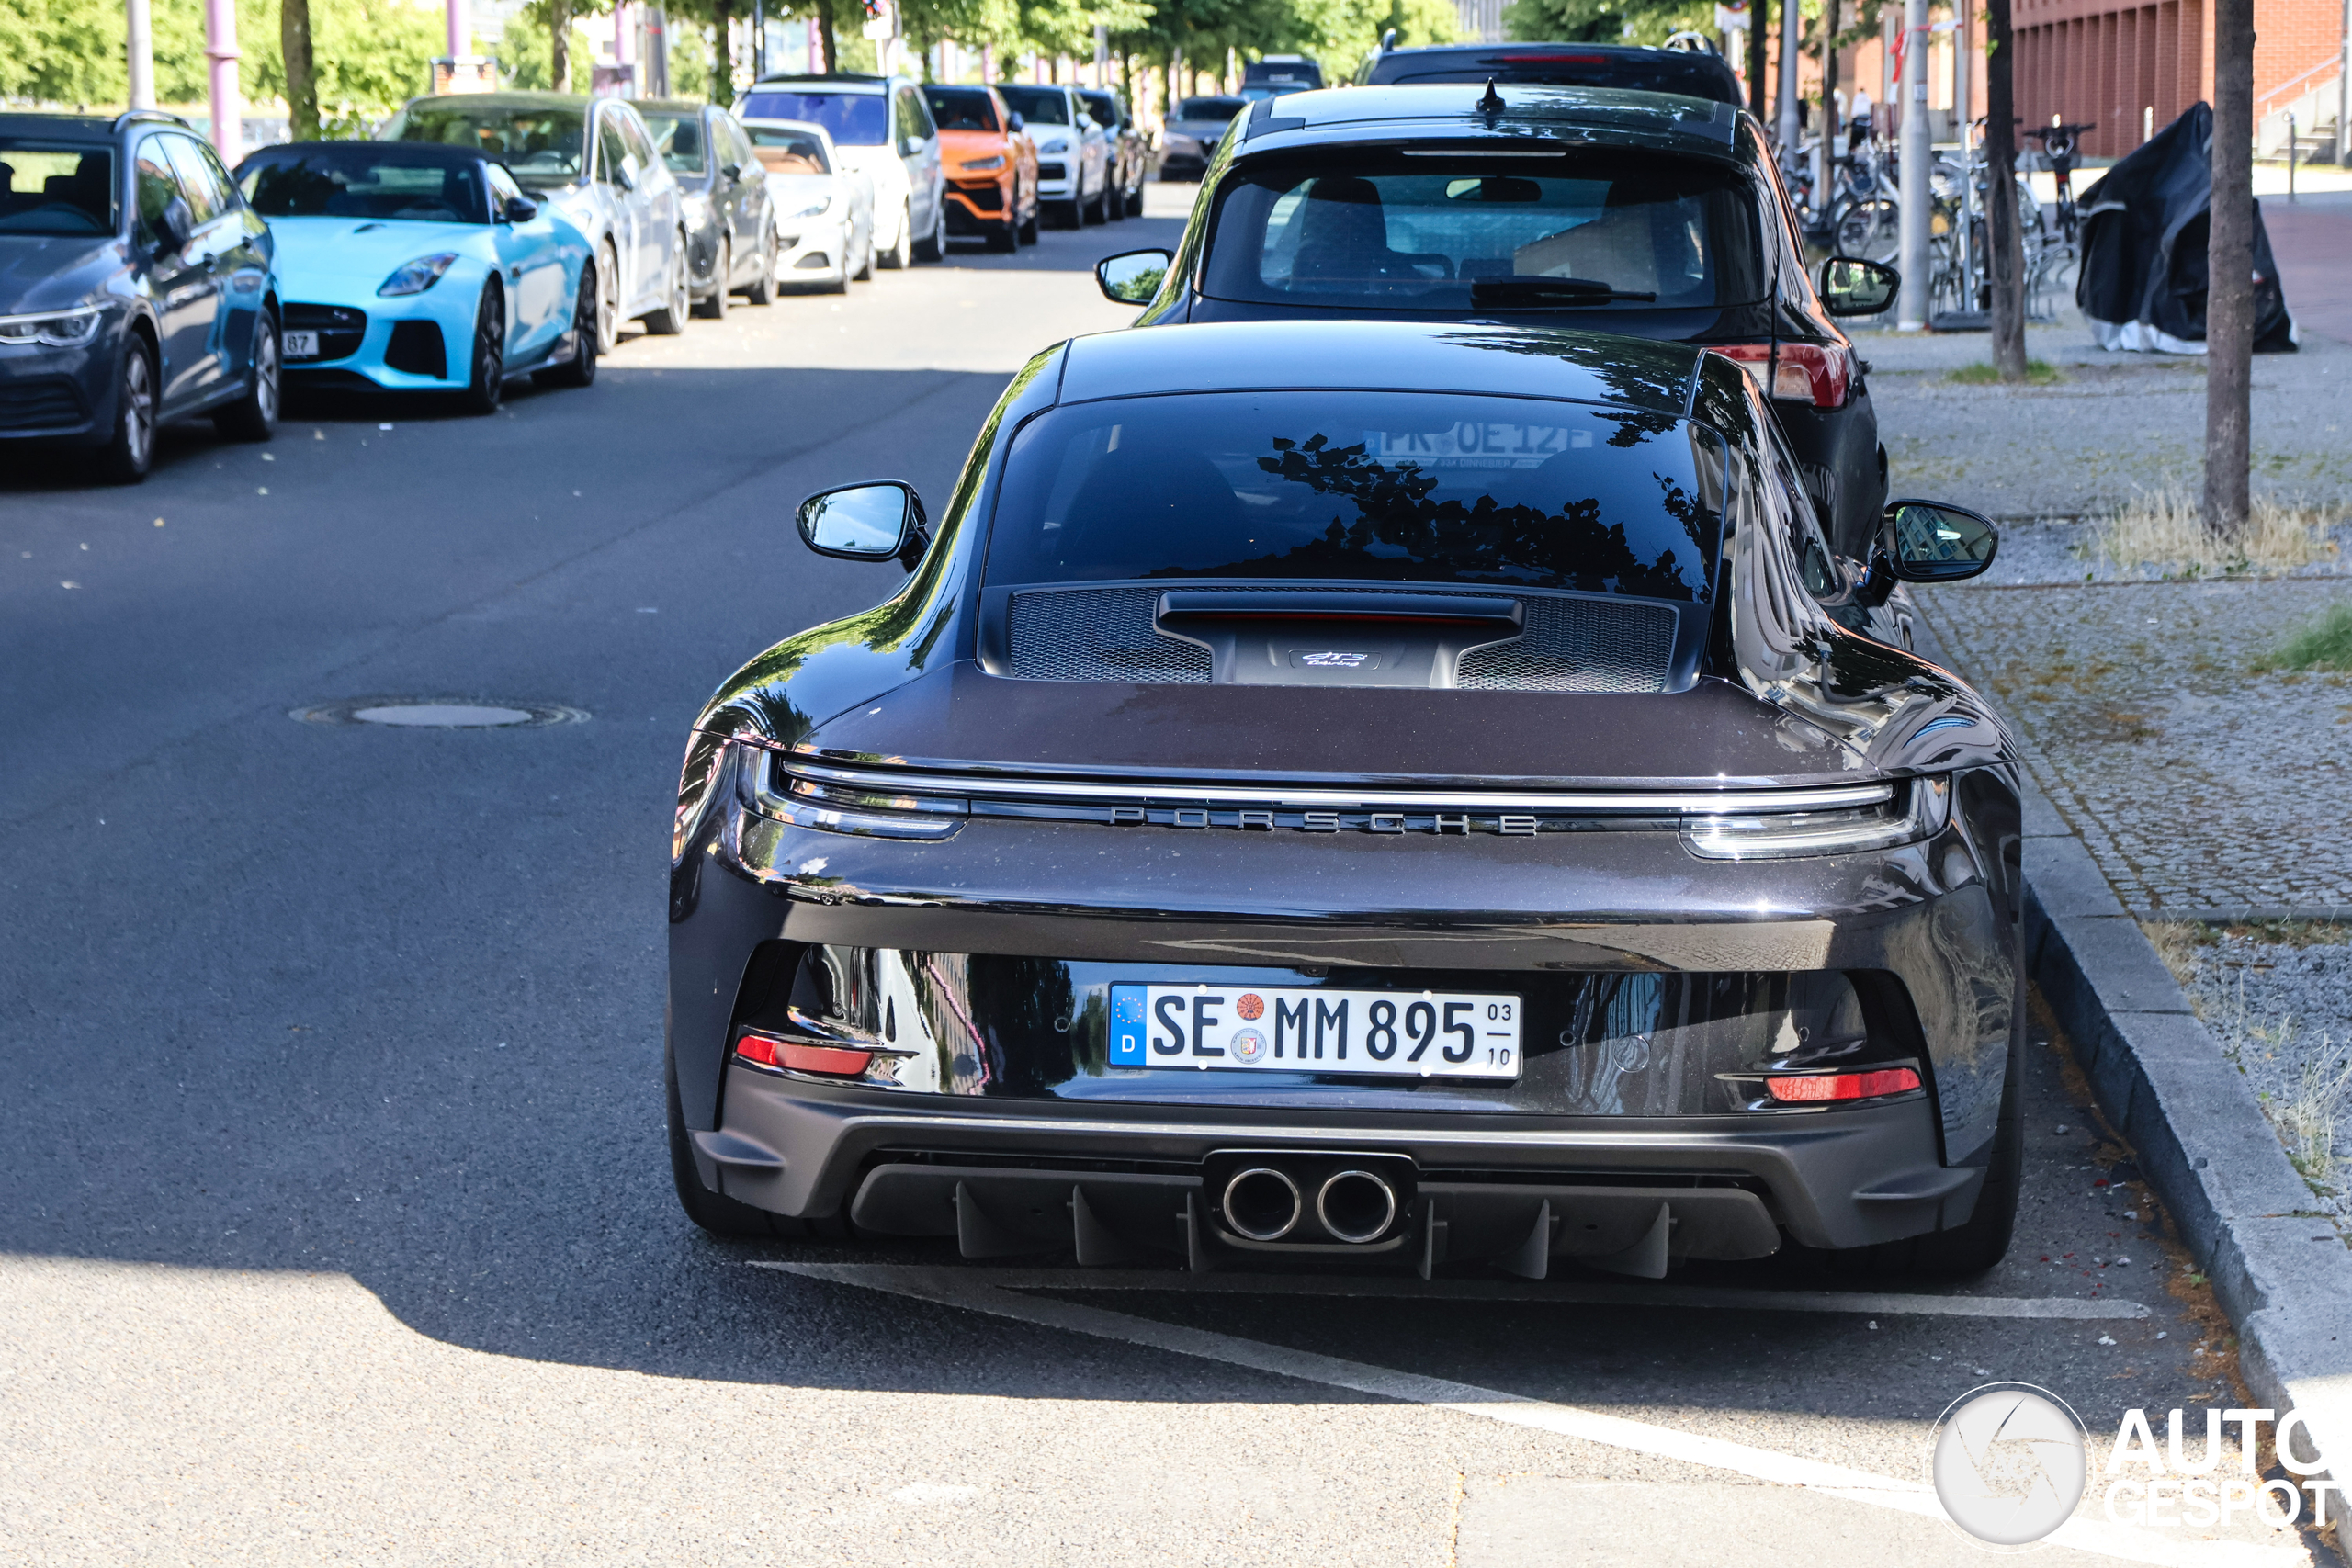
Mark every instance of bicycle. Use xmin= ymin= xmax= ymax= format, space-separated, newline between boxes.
xmin=2022 ymin=122 xmax=2095 ymax=245
xmin=1827 ymin=137 xmax=1901 ymax=264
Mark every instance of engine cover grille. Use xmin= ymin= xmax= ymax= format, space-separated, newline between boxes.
xmin=1457 ymin=594 xmax=1677 ymax=694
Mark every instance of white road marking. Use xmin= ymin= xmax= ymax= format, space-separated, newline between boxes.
xmin=782 ymin=1263 xmax=2151 ymax=1320
xmin=754 ymin=1262 xmax=2305 ymax=1568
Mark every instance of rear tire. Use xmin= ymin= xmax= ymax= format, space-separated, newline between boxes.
xmin=533 ymin=262 xmax=599 ymax=389
xmin=694 ymin=239 xmax=729 ymax=319
xmin=644 ymin=243 xmax=690 ymax=334
xmin=912 ymin=200 xmax=945 ymax=263
xmin=1084 ymin=178 xmax=1109 ymax=225
xmin=98 ymin=336 xmax=156 ymax=485
xmin=666 ymin=1053 xmax=855 ymax=1240
xmin=1125 ymin=183 xmax=1145 ymax=219
xmin=594 ymin=242 xmax=621 ymax=353
xmin=878 ymin=204 xmax=911 ymax=269
xmin=457 ymin=284 xmax=505 ymax=415
xmin=212 ymin=310 xmax=279 ymax=442
xmin=1058 ymin=197 xmax=1083 ymax=229
xmin=744 ymin=224 xmax=776 ymax=305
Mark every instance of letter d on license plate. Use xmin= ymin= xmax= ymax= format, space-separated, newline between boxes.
xmin=1107 ymin=984 xmax=1521 ymax=1079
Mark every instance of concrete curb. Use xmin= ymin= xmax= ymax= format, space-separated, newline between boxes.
xmin=2027 ymin=814 xmax=2352 ymax=1483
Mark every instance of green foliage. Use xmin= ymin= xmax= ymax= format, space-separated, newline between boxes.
xmin=2257 ymin=604 xmax=2352 ymax=673
xmin=1504 ymin=0 xmax=1716 ymax=47
xmin=1947 ymin=359 xmax=2063 ymax=385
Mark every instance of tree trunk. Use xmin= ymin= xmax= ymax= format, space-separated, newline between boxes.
xmin=550 ymin=0 xmax=571 ymax=93
xmin=281 ymin=0 xmax=319 ymax=141
xmin=710 ymin=0 xmax=734 ymax=100
xmin=2205 ymin=0 xmax=2256 ymax=539
xmin=1986 ymin=0 xmax=2028 ymax=378
xmin=815 ymin=0 xmax=837 ymax=74
xmin=1747 ymin=0 xmax=1769 ymax=121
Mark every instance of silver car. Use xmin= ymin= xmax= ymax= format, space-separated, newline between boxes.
xmin=383 ymin=91 xmax=689 ymax=352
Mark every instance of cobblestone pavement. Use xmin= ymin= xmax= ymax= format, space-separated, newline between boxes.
xmin=1918 ymin=577 xmax=2352 ymax=918
xmin=1857 ymin=316 xmax=2352 ymax=520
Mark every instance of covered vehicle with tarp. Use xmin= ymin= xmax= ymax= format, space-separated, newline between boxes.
xmin=2077 ymin=101 xmax=2296 ymax=354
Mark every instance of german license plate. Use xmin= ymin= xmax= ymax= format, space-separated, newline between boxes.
xmin=1108 ymin=984 xmax=1521 ymax=1079
xmin=283 ymin=330 xmax=320 ymax=359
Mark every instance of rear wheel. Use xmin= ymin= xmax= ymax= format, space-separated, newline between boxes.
xmin=644 ymin=242 xmax=690 ymax=334
xmin=912 ymin=199 xmax=945 ymax=262
xmin=1125 ymin=181 xmax=1145 ymax=219
xmin=1085 ymin=176 xmax=1110 ymax=225
xmin=594 ymin=242 xmax=620 ymax=353
xmin=666 ymin=1053 xmax=855 ymax=1240
xmin=533 ymin=262 xmax=599 ymax=389
xmin=694 ymin=239 xmax=729 ymax=319
xmin=457 ymin=284 xmax=505 ymax=414
xmin=98 ymin=336 xmax=157 ymax=484
xmin=1058 ymin=197 xmax=1083 ymax=230
xmin=212 ymin=310 xmax=279 ymax=442
xmin=744 ymin=223 xmax=775 ymax=305
xmin=878 ymin=204 xmax=911 ymax=269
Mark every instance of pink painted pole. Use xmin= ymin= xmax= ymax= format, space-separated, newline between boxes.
xmin=447 ymin=0 xmax=469 ymax=60
xmin=204 ymin=0 xmax=241 ymax=158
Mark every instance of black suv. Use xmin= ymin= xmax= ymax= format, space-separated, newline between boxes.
xmin=1355 ymin=40 xmax=1742 ymax=106
xmin=0 ymin=111 xmax=279 ymax=482
xmin=1092 ymin=85 xmax=1898 ymax=558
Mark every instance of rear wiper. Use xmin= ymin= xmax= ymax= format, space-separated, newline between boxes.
xmin=1469 ymin=276 xmax=1658 ymax=306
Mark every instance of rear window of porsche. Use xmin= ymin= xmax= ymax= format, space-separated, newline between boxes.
xmin=983 ymin=389 xmax=1723 ymax=602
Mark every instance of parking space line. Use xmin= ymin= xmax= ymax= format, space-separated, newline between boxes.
xmin=759 ymin=1262 xmax=2150 ymax=1320
xmin=753 ymin=1262 xmax=2301 ymax=1568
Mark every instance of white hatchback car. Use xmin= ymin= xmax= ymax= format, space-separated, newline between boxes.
xmin=741 ymin=119 xmax=875 ymax=291
xmin=737 ymin=75 xmax=944 ymax=270
xmin=383 ymin=92 xmax=689 ymax=352
xmin=991 ymin=82 xmax=1112 ymax=227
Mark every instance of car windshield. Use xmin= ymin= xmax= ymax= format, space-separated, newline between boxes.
xmin=738 ymin=90 xmax=888 ymax=145
xmin=240 ymin=145 xmax=488 ymax=222
xmin=1079 ymin=93 xmax=1118 ymax=125
xmin=744 ymin=124 xmax=830 ymax=175
xmin=637 ymin=110 xmax=707 ymax=174
xmin=1201 ymin=152 xmax=1762 ymax=313
xmin=389 ymin=104 xmax=585 ymax=186
xmin=0 ymin=143 xmax=115 ymax=235
xmin=991 ymin=85 xmax=1069 ymax=127
xmin=1239 ymin=84 xmax=1309 ymax=100
xmin=985 ymin=390 xmax=1719 ymax=601
xmin=923 ymin=87 xmax=1001 ymax=132
xmin=1176 ymin=97 xmax=1247 ymax=123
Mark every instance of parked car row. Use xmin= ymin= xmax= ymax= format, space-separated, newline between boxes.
xmin=4 ymin=73 xmax=1152 ymax=483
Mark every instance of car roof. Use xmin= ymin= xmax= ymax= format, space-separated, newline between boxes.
xmin=750 ymin=75 xmax=888 ymax=95
xmin=1055 ymin=321 xmax=1704 ymax=417
xmin=740 ymin=118 xmax=838 ymax=146
xmin=0 ymin=112 xmax=145 ymax=141
xmin=243 ymin=138 xmax=487 ymax=165
xmin=1225 ymin=83 xmax=1744 ymax=162
xmin=1367 ymin=42 xmax=1741 ymax=102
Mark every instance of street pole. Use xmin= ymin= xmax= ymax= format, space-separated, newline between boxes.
xmin=2205 ymin=0 xmax=2256 ymax=537
xmin=447 ymin=0 xmax=466 ymax=59
xmin=204 ymin=0 xmax=241 ymax=159
xmin=126 ymin=0 xmax=155 ymax=109
xmin=1896 ymin=0 xmax=1929 ymax=330
xmin=2339 ymin=0 xmax=2349 ymax=167
xmin=1776 ymin=0 xmax=1802 ymax=153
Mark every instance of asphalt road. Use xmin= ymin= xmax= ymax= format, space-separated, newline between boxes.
xmin=0 ymin=186 xmax=2320 ymax=1566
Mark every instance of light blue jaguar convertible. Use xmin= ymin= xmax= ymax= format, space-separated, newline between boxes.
xmin=232 ymin=140 xmax=595 ymax=412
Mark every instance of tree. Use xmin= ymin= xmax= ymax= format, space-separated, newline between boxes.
xmin=1984 ymin=0 xmax=2025 ymax=378
xmin=2205 ymin=0 xmax=2255 ymax=538
xmin=282 ymin=0 xmax=319 ymax=140
xmin=1506 ymin=0 xmax=1716 ymax=46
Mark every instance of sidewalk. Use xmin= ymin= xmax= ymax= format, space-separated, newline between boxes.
xmin=2262 ymin=190 xmax=2352 ymax=347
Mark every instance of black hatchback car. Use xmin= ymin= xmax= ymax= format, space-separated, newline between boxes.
xmin=635 ymin=98 xmax=776 ymax=319
xmin=1355 ymin=40 xmax=1743 ymax=105
xmin=0 ymin=110 xmax=278 ymax=482
xmin=666 ymin=319 xmax=2022 ymax=1282
xmin=1094 ymin=85 xmax=1900 ymax=558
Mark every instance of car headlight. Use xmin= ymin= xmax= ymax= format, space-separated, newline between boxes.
xmin=1680 ymin=776 xmax=1951 ymax=861
xmin=0 ymin=305 xmax=103 ymax=347
xmin=960 ymin=153 xmax=1006 ymax=172
xmin=788 ymin=197 xmax=834 ymax=220
xmin=377 ymin=254 xmax=459 ymax=297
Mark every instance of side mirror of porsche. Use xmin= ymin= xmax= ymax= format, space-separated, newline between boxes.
xmin=1817 ymin=255 xmax=1899 ymax=317
xmin=1859 ymin=499 xmax=1998 ymax=604
xmin=797 ymin=481 xmax=928 ymax=567
xmin=1097 ymin=248 xmax=1172 ymax=305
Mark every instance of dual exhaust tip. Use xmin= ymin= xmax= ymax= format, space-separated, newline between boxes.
xmin=1223 ymin=1165 xmax=1398 ymax=1245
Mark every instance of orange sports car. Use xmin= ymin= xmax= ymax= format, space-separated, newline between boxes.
xmin=921 ymin=83 xmax=1038 ymax=251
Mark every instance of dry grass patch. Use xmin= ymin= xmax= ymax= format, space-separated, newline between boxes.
xmin=2142 ymin=919 xmax=2209 ymax=987
xmin=2089 ymin=485 xmax=2342 ymax=576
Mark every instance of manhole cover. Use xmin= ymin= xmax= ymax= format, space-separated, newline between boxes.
xmin=292 ymin=697 xmax=587 ymax=728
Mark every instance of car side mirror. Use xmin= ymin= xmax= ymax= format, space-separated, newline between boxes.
xmin=1817 ymin=255 xmax=1899 ymax=317
xmin=1876 ymin=499 xmax=1998 ymax=586
xmin=1096 ymin=248 xmax=1172 ymax=305
xmin=901 ymin=134 xmax=926 ymax=156
xmin=1007 ymin=112 xmax=1025 ymax=133
xmin=797 ymin=481 xmax=928 ymax=567
xmin=153 ymin=196 xmax=192 ymax=253
xmin=500 ymin=195 xmax=539 ymax=222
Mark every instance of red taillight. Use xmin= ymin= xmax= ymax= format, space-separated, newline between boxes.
xmin=1765 ymin=1067 xmax=1923 ymax=1103
xmin=1705 ymin=342 xmax=1853 ymax=409
xmin=735 ymin=1031 xmax=872 ymax=1076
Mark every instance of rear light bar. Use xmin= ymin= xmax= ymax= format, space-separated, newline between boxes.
xmin=1765 ymin=1067 xmax=1923 ymax=1102
xmin=736 ymin=1029 xmax=871 ymax=1077
xmin=1706 ymin=343 xmax=1853 ymax=409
